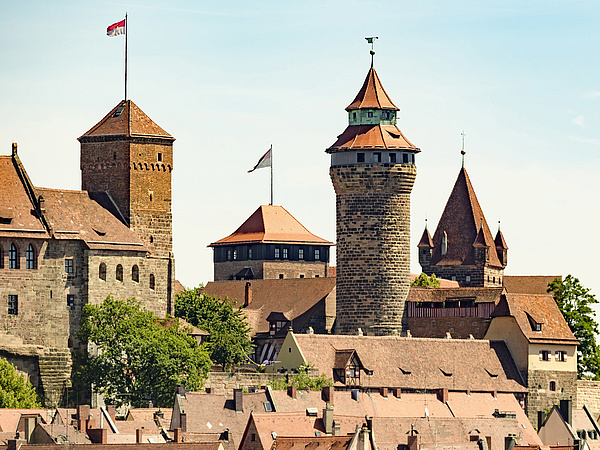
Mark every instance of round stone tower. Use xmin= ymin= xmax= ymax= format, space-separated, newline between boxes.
xmin=327 ymin=57 xmax=420 ymax=336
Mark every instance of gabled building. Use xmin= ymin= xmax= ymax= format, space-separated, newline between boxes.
xmin=0 ymin=100 xmax=175 ymax=406
xmin=209 ymin=205 xmax=332 ymax=281
xmin=418 ymin=167 xmax=507 ymax=287
xmin=539 ymin=401 xmax=600 ymax=449
xmin=485 ymin=293 xmax=578 ymax=428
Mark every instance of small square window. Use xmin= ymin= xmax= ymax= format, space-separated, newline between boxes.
xmin=465 ymin=275 xmax=471 ymax=282
xmin=357 ymin=153 xmax=365 ymax=163
xmin=279 ymin=274 xmax=284 ymax=279
xmin=8 ymin=295 xmax=18 ymax=315
xmin=368 ymin=111 xmax=373 ymax=118
xmin=389 ymin=153 xmax=396 ymax=163
xmin=65 ymin=259 xmax=74 ymax=274
xmin=67 ymin=295 xmax=75 ymax=308
xmin=314 ymin=249 xmax=320 ymax=260
xmin=556 ymin=351 xmax=567 ymax=362
xmin=274 ymin=248 xmax=280 ymax=259
xmin=540 ymin=350 xmax=550 ymax=361
xmin=373 ymin=152 xmax=381 ymax=163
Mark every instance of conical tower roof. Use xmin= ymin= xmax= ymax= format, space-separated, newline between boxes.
xmin=209 ymin=205 xmax=333 ymax=246
xmin=346 ymin=67 xmax=398 ymax=111
xmin=417 ymin=227 xmax=434 ymax=248
xmin=495 ymin=229 xmax=508 ymax=249
xmin=430 ymin=167 xmax=502 ymax=267
xmin=78 ymin=100 xmax=173 ymax=140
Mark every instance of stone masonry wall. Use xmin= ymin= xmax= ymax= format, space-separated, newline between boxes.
xmin=577 ymin=380 xmax=600 ymax=417
xmin=214 ymin=260 xmax=328 ymax=281
xmin=421 ymin=263 xmax=504 ymax=288
xmin=331 ymin=163 xmax=416 ymax=336
xmin=526 ymin=369 xmax=577 ymax=429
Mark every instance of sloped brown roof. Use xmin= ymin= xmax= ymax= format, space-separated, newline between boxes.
xmin=291 ymin=334 xmax=526 ymax=393
xmin=503 ymin=275 xmax=561 ymax=295
xmin=346 ymin=67 xmax=398 ymax=111
xmin=210 ymin=205 xmax=332 ymax=247
xmin=495 ymin=229 xmax=508 ymax=249
xmin=407 ymin=286 xmax=503 ymax=304
xmin=491 ymin=294 xmax=577 ymax=344
xmin=0 ymin=156 xmax=47 ymax=238
xmin=417 ymin=228 xmax=434 ymax=248
xmin=202 ymin=278 xmax=336 ymax=335
xmin=430 ymin=167 xmax=502 ymax=268
xmin=271 ymin=435 xmax=353 ymax=450
xmin=78 ymin=100 xmax=173 ymax=140
xmin=327 ymin=124 xmax=419 ymax=152
xmin=37 ymin=188 xmax=146 ymax=252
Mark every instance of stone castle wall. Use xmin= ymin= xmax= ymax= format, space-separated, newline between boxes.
xmin=331 ymin=163 xmax=416 ymax=336
xmin=421 ymin=262 xmax=504 ymax=287
xmin=576 ymin=380 xmax=600 ymax=417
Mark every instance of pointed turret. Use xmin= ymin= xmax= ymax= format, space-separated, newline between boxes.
xmin=417 ymin=226 xmax=434 ymax=268
xmin=495 ymin=228 xmax=508 ymax=268
xmin=419 ymin=167 xmax=506 ymax=287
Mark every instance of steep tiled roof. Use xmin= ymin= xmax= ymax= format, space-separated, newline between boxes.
xmin=78 ymin=100 xmax=173 ymax=140
xmin=290 ymin=334 xmax=526 ymax=393
xmin=327 ymin=125 xmax=419 ymax=152
xmin=37 ymin=188 xmax=146 ymax=252
xmin=430 ymin=167 xmax=502 ymax=268
xmin=202 ymin=278 xmax=336 ymax=335
xmin=0 ymin=156 xmax=47 ymax=238
xmin=0 ymin=409 xmax=51 ymax=433
xmin=503 ymin=275 xmax=560 ymax=295
xmin=210 ymin=205 xmax=332 ymax=247
xmin=491 ymin=294 xmax=577 ymax=344
xmin=270 ymin=435 xmax=353 ymax=450
xmin=417 ymin=228 xmax=433 ymax=248
xmin=346 ymin=67 xmax=398 ymax=111
xmin=407 ymin=286 xmax=503 ymax=304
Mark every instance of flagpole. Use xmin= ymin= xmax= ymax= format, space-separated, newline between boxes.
xmin=270 ymin=145 xmax=273 ymax=205
xmin=124 ymin=13 xmax=128 ymax=101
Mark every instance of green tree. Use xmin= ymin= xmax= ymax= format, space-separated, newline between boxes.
xmin=0 ymin=358 xmax=40 ymax=408
xmin=78 ymin=296 xmax=212 ymax=407
xmin=270 ymin=363 xmax=332 ymax=391
xmin=411 ymin=272 xmax=441 ymax=288
xmin=175 ymin=287 xmax=254 ymax=371
xmin=548 ymin=275 xmax=600 ymax=379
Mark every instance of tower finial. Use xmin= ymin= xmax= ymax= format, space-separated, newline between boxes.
xmin=461 ymin=130 xmax=466 ymax=168
xmin=498 ymin=220 xmax=501 ymax=232
xmin=425 ymin=217 xmax=428 ymax=230
xmin=365 ymin=36 xmax=378 ymax=67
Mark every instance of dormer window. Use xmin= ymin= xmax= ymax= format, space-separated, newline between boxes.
xmin=535 ymin=323 xmax=542 ymax=332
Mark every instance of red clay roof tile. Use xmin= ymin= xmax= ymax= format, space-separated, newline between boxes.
xmin=327 ymin=125 xmax=419 ymax=152
xmin=346 ymin=67 xmax=398 ymax=111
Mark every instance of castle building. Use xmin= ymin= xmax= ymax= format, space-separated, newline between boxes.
xmin=327 ymin=61 xmax=419 ymax=336
xmin=209 ymin=205 xmax=332 ymax=281
xmin=417 ymin=167 xmax=507 ymax=287
xmin=0 ymin=100 xmax=174 ymax=406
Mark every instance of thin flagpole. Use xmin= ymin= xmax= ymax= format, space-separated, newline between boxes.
xmin=270 ymin=145 xmax=273 ymax=205
xmin=124 ymin=13 xmax=128 ymax=101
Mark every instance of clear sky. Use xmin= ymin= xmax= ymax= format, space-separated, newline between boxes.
xmin=1 ymin=1 xmax=599 ymax=304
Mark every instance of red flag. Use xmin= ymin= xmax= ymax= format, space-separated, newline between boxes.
xmin=107 ymin=19 xmax=125 ymax=37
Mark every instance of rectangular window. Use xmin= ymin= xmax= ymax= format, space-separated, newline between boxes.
xmin=314 ymin=249 xmax=320 ymax=260
xmin=157 ymin=152 xmax=163 ymax=162
xmin=556 ymin=351 xmax=567 ymax=362
xmin=233 ymin=249 xmax=238 ymax=260
xmin=368 ymin=111 xmax=373 ymax=118
xmin=227 ymin=249 xmax=232 ymax=261
xmin=278 ymin=274 xmax=284 ymax=279
xmin=299 ymin=248 xmax=304 ymax=260
xmin=403 ymin=153 xmax=409 ymax=164
xmin=67 ymin=295 xmax=75 ymax=308
xmin=274 ymin=248 xmax=280 ymax=259
xmin=248 ymin=248 xmax=253 ymax=260
xmin=65 ymin=258 xmax=74 ymax=274
xmin=389 ymin=153 xmax=396 ymax=163
xmin=540 ymin=350 xmax=550 ymax=361
xmin=357 ymin=153 xmax=365 ymax=163
xmin=373 ymin=152 xmax=381 ymax=163
xmin=8 ymin=295 xmax=18 ymax=315
xmin=282 ymin=248 xmax=288 ymax=259
xmin=465 ymin=275 xmax=471 ymax=282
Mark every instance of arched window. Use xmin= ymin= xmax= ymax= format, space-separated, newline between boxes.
xmin=116 ymin=264 xmax=123 ymax=282
xmin=149 ymin=274 xmax=155 ymax=290
xmin=132 ymin=265 xmax=139 ymax=283
xmin=99 ymin=262 xmax=106 ymax=281
xmin=26 ymin=244 xmax=35 ymax=269
xmin=549 ymin=381 xmax=556 ymax=391
xmin=9 ymin=244 xmax=18 ymax=269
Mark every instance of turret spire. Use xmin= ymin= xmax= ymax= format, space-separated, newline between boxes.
xmin=461 ymin=131 xmax=466 ymax=168
xmin=365 ymin=36 xmax=378 ymax=68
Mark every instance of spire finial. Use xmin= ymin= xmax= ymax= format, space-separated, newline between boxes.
xmin=498 ymin=220 xmax=501 ymax=232
xmin=425 ymin=218 xmax=428 ymax=230
xmin=365 ymin=36 xmax=378 ymax=67
xmin=461 ymin=130 xmax=466 ymax=168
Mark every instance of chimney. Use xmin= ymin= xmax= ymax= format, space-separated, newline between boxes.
xmin=7 ymin=440 xmax=25 ymax=450
xmin=136 ymin=428 xmax=144 ymax=444
xmin=12 ymin=142 xmax=17 ymax=156
xmin=180 ymin=413 xmax=187 ymax=432
xmin=505 ymin=436 xmax=515 ymax=450
xmin=245 ymin=282 xmax=252 ymax=306
xmin=380 ymin=387 xmax=388 ymax=397
xmin=174 ymin=428 xmax=183 ymax=443
xmin=333 ymin=422 xmax=341 ymax=436
xmin=288 ymin=385 xmax=297 ymax=399
xmin=394 ymin=388 xmax=402 ymax=398
xmin=537 ymin=410 xmax=546 ymax=429
xmin=560 ymin=398 xmax=573 ymax=425
xmin=175 ymin=385 xmax=186 ymax=396
xmin=323 ymin=403 xmax=334 ymax=435
xmin=106 ymin=406 xmax=116 ymax=422
xmin=438 ymin=388 xmax=448 ymax=403
xmin=87 ymin=428 xmax=108 ymax=444
xmin=77 ymin=405 xmax=91 ymax=422
xmin=234 ymin=388 xmax=243 ymax=412
xmin=408 ymin=435 xmax=419 ymax=450
xmin=322 ymin=386 xmax=334 ymax=403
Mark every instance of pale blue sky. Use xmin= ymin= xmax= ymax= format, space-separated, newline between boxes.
xmin=1 ymin=1 xmax=599 ymax=303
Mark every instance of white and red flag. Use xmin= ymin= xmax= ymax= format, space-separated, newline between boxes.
xmin=248 ymin=146 xmax=272 ymax=172
xmin=107 ymin=19 xmax=125 ymax=37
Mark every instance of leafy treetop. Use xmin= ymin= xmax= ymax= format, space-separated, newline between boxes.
xmin=411 ymin=273 xmax=441 ymax=288
xmin=0 ymin=357 xmax=40 ymax=408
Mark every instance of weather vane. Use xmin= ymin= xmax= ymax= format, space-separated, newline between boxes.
xmin=461 ymin=130 xmax=466 ymax=167
xmin=365 ymin=36 xmax=378 ymax=67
